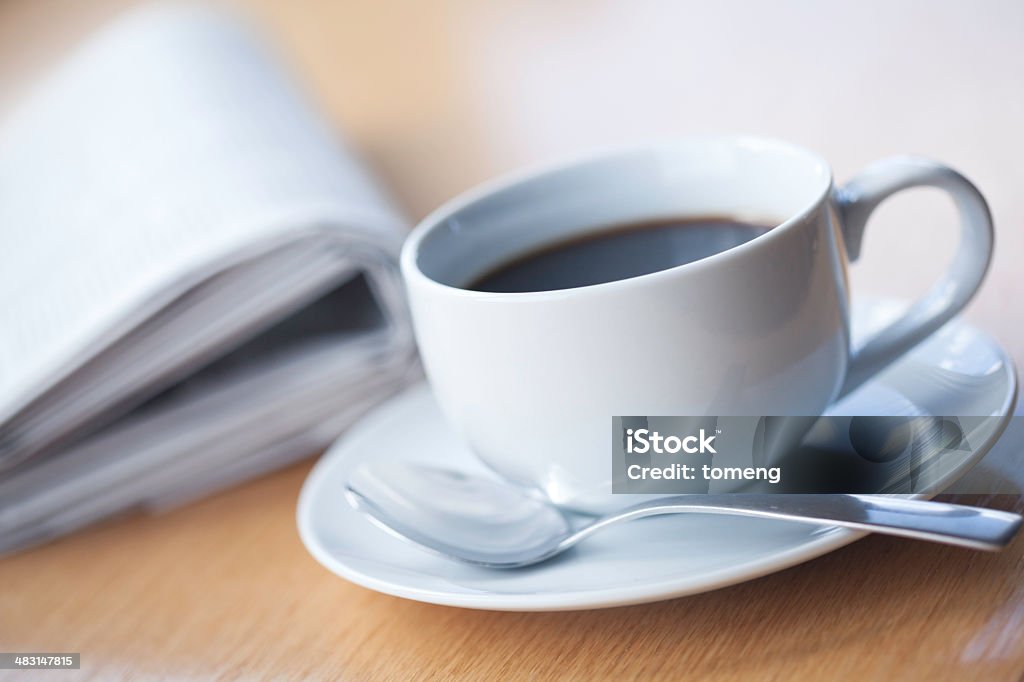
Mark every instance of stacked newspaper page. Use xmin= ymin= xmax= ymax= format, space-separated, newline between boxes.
xmin=0 ymin=6 xmax=420 ymax=552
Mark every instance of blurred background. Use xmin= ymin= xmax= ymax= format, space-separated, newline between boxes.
xmin=2 ymin=0 xmax=1021 ymax=368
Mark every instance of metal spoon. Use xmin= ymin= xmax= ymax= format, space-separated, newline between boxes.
xmin=345 ymin=462 xmax=1022 ymax=568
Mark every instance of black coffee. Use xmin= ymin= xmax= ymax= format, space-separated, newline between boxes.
xmin=468 ymin=217 xmax=773 ymax=293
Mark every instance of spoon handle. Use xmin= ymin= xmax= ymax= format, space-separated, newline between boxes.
xmin=587 ymin=495 xmax=1022 ymax=551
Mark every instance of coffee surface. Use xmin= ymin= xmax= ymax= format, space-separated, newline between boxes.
xmin=468 ymin=217 xmax=773 ymax=293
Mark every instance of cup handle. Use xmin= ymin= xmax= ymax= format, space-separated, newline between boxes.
xmin=835 ymin=156 xmax=994 ymax=398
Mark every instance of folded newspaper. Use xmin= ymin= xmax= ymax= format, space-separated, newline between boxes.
xmin=0 ymin=6 xmax=420 ymax=552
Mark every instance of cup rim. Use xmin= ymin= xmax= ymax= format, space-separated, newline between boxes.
xmin=401 ymin=134 xmax=835 ymax=300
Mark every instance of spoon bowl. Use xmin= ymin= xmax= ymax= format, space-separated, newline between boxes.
xmin=346 ymin=463 xmax=573 ymax=566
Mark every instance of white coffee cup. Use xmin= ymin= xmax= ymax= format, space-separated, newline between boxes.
xmin=401 ymin=136 xmax=993 ymax=512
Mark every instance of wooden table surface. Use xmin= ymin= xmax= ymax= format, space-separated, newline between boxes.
xmin=2 ymin=0 xmax=1024 ymax=679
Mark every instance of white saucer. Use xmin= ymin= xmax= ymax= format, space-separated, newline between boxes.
xmin=297 ymin=300 xmax=1017 ymax=611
